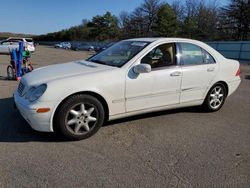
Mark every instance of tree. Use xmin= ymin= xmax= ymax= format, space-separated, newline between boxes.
xmin=172 ymin=0 xmax=185 ymax=22
xmin=195 ymin=1 xmax=219 ymax=40
xmin=138 ymin=0 xmax=162 ymax=36
xmin=219 ymin=0 xmax=250 ymax=40
xmin=34 ymin=0 xmax=249 ymax=42
xmin=88 ymin=12 xmax=120 ymax=41
xmin=155 ymin=3 xmax=178 ymax=37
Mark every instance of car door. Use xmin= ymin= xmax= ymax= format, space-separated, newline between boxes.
xmin=126 ymin=43 xmax=182 ymax=112
xmin=177 ymin=42 xmax=218 ymax=103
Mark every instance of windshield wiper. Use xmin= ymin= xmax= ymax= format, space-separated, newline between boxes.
xmin=90 ymin=59 xmax=117 ymax=67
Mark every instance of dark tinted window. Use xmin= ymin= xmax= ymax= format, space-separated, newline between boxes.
xmin=25 ymin=39 xmax=33 ymax=42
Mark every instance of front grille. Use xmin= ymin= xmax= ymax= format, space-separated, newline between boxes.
xmin=18 ymin=82 xmax=25 ymax=96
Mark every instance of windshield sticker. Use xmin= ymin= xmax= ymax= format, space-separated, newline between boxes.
xmin=131 ymin=42 xmax=147 ymax=47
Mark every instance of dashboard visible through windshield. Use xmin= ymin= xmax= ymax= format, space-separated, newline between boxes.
xmin=88 ymin=41 xmax=150 ymax=67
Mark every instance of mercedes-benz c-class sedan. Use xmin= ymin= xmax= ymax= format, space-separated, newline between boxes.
xmin=14 ymin=38 xmax=241 ymax=140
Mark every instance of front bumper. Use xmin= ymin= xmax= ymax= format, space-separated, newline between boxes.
xmin=14 ymin=91 xmax=55 ymax=132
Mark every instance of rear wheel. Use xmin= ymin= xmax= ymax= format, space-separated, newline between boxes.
xmin=56 ymin=94 xmax=105 ymax=140
xmin=203 ymin=83 xmax=226 ymax=112
xmin=7 ymin=65 xmax=15 ymax=80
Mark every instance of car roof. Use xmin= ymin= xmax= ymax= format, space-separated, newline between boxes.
xmin=125 ymin=37 xmax=226 ymax=62
xmin=1 ymin=39 xmax=19 ymax=42
xmin=124 ymin=37 xmax=203 ymax=43
xmin=7 ymin=37 xmax=24 ymax=40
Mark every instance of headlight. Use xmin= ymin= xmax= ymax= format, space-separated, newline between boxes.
xmin=25 ymin=84 xmax=47 ymax=102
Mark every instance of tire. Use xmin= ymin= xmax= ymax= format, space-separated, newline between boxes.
xmin=56 ymin=94 xmax=105 ymax=140
xmin=7 ymin=65 xmax=15 ymax=80
xmin=203 ymin=83 xmax=227 ymax=112
xmin=29 ymin=64 xmax=34 ymax=71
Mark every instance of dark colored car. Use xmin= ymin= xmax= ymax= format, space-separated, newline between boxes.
xmin=71 ymin=43 xmax=95 ymax=51
xmin=94 ymin=42 xmax=116 ymax=53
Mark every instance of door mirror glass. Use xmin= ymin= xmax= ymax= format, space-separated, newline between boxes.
xmin=133 ymin=64 xmax=151 ymax=74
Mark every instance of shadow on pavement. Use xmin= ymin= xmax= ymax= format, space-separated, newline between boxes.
xmin=106 ymin=106 xmax=205 ymax=126
xmin=0 ymin=76 xmax=7 ymax=80
xmin=0 ymin=97 xmax=64 ymax=142
xmin=0 ymin=97 xmax=205 ymax=142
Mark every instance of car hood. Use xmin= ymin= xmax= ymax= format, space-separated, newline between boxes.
xmin=22 ymin=60 xmax=114 ymax=86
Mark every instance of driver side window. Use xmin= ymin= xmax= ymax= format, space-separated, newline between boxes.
xmin=141 ymin=43 xmax=176 ymax=69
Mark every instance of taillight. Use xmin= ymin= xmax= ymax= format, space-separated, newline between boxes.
xmin=235 ymin=66 xmax=240 ymax=76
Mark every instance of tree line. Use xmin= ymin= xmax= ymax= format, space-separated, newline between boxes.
xmin=35 ymin=0 xmax=250 ymax=42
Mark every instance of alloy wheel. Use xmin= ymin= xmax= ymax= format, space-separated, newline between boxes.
xmin=209 ymin=86 xmax=224 ymax=110
xmin=65 ymin=103 xmax=97 ymax=135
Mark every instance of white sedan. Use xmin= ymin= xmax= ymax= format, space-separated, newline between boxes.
xmin=14 ymin=38 xmax=241 ymax=140
xmin=0 ymin=38 xmax=35 ymax=54
xmin=0 ymin=40 xmax=19 ymax=54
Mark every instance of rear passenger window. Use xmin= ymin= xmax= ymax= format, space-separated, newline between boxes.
xmin=202 ymin=49 xmax=216 ymax=64
xmin=179 ymin=43 xmax=203 ymax=65
xmin=179 ymin=43 xmax=215 ymax=65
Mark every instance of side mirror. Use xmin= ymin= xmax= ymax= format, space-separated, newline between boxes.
xmin=133 ymin=64 xmax=151 ymax=74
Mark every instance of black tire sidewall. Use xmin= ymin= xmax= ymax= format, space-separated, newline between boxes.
xmin=56 ymin=94 xmax=105 ymax=140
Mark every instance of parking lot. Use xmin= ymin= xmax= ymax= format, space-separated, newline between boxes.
xmin=0 ymin=46 xmax=249 ymax=187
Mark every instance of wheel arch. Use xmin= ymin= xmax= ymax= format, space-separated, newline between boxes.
xmin=214 ymin=81 xmax=229 ymax=97
xmin=204 ymin=80 xmax=229 ymax=100
xmin=52 ymin=91 xmax=109 ymax=132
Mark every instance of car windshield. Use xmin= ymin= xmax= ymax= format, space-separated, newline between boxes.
xmin=88 ymin=41 xmax=149 ymax=67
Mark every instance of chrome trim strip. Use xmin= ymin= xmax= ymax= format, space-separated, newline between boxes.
xmin=112 ymin=99 xmax=125 ymax=103
xmin=126 ymin=90 xmax=181 ymax=101
xmin=181 ymin=87 xmax=203 ymax=92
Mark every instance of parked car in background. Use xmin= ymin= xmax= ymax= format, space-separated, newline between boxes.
xmin=94 ymin=42 xmax=116 ymax=53
xmin=54 ymin=42 xmax=71 ymax=49
xmin=0 ymin=39 xmax=19 ymax=54
xmin=14 ymin=38 xmax=241 ymax=140
xmin=7 ymin=37 xmax=35 ymax=52
xmin=71 ymin=43 xmax=94 ymax=51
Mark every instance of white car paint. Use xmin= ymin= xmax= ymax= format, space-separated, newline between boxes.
xmin=7 ymin=37 xmax=36 ymax=52
xmin=0 ymin=37 xmax=35 ymax=54
xmin=14 ymin=38 xmax=241 ymax=133
xmin=0 ymin=40 xmax=19 ymax=54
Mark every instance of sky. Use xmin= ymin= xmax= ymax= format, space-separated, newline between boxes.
xmin=0 ymin=0 xmax=229 ymax=35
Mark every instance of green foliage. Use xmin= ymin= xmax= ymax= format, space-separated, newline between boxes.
xmin=154 ymin=3 xmax=178 ymax=37
xmin=219 ymin=0 xmax=250 ymax=40
xmin=88 ymin=12 xmax=120 ymax=41
xmin=34 ymin=0 xmax=250 ymax=42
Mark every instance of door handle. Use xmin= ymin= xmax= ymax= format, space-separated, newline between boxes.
xmin=170 ymin=71 xmax=181 ymax=77
xmin=207 ymin=67 xmax=215 ymax=72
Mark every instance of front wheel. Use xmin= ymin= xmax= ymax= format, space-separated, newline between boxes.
xmin=56 ymin=94 xmax=105 ymax=140
xmin=203 ymin=83 xmax=227 ymax=112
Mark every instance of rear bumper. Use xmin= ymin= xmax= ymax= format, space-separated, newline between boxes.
xmin=227 ymin=78 xmax=241 ymax=96
xmin=14 ymin=92 xmax=54 ymax=132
